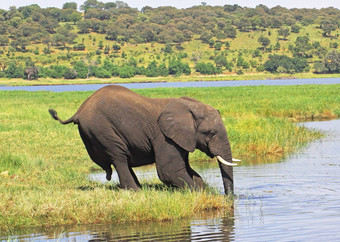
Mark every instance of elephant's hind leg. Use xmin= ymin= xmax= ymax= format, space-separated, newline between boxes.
xmin=113 ymin=158 xmax=140 ymax=191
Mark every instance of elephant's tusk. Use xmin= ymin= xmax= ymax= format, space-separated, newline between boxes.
xmin=216 ymin=156 xmax=237 ymax=166
xmin=232 ymin=158 xmax=241 ymax=162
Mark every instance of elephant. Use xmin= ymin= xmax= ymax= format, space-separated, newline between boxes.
xmin=49 ymin=85 xmax=238 ymax=194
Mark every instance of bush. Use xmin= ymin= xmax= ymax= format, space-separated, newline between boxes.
xmin=49 ymin=65 xmax=67 ymax=78
xmin=323 ymin=50 xmax=340 ymax=73
xmin=264 ymin=54 xmax=308 ymax=73
xmin=195 ymin=62 xmax=221 ymax=75
xmin=146 ymin=61 xmax=159 ymax=77
xmin=73 ymin=61 xmax=88 ymax=79
xmin=63 ymin=68 xmax=77 ymax=79
xmin=73 ymin=43 xmax=86 ymax=51
xmin=119 ymin=65 xmax=135 ymax=78
xmin=95 ymin=67 xmax=111 ymax=78
xmin=4 ymin=62 xmax=24 ymax=78
xmin=168 ymin=58 xmax=191 ymax=76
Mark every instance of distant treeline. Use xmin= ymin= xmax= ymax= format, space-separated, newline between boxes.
xmin=0 ymin=1 xmax=339 ymax=79
xmin=1 ymin=1 xmax=339 ymax=46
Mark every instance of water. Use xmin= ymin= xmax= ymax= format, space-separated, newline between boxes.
xmin=1 ymin=77 xmax=340 ymax=91
xmin=3 ymin=119 xmax=340 ymax=241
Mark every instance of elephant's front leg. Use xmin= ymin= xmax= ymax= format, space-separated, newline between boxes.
xmin=155 ymin=138 xmax=201 ymax=190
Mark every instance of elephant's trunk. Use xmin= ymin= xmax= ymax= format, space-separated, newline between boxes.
xmin=218 ymin=161 xmax=234 ymax=195
xmin=216 ymin=142 xmax=234 ymax=195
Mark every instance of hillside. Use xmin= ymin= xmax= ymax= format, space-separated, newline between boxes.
xmin=0 ymin=1 xmax=339 ymax=81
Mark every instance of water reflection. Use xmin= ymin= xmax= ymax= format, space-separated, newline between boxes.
xmin=2 ymin=119 xmax=340 ymax=241
xmin=5 ymin=212 xmax=236 ymax=241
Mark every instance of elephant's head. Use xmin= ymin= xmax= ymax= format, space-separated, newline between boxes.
xmin=158 ymin=97 xmax=237 ymax=194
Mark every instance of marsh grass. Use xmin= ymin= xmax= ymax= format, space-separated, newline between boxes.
xmin=1 ymin=84 xmax=340 ymax=231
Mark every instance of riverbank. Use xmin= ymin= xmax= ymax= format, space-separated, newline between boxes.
xmin=1 ymin=73 xmax=339 ymax=86
xmin=1 ymin=85 xmax=339 ymax=232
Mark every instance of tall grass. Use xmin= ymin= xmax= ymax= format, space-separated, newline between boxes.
xmin=0 ymin=84 xmax=339 ymax=231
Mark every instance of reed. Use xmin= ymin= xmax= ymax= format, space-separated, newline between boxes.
xmin=0 ymin=84 xmax=339 ymax=231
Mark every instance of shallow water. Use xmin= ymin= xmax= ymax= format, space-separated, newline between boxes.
xmin=2 ymin=119 xmax=340 ymax=241
xmin=1 ymin=77 xmax=340 ymax=92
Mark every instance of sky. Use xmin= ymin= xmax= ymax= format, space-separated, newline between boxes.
xmin=1 ymin=0 xmax=339 ymax=11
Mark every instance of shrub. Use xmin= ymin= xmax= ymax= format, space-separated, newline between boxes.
xmin=49 ymin=65 xmax=67 ymax=78
xmin=95 ymin=67 xmax=111 ymax=78
xmin=264 ymin=54 xmax=308 ymax=73
xmin=63 ymin=68 xmax=77 ymax=79
xmin=119 ymin=65 xmax=135 ymax=78
xmin=168 ymin=58 xmax=191 ymax=76
xmin=195 ymin=62 xmax=221 ymax=75
xmin=4 ymin=62 xmax=24 ymax=78
xmin=73 ymin=61 xmax=88 ymax=78
xmin=73 ymin=43 xmax=86 ymax=51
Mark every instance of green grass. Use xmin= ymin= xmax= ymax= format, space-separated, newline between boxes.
xmin=1 ymin=84 xmax=340 ymax=232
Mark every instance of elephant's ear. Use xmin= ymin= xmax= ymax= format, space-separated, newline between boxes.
xmin=158 ymin=100 xmax=196 ymax=152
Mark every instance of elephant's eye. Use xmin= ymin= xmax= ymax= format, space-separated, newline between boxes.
xmin=208 ymin=131 xmax=216 ymax=138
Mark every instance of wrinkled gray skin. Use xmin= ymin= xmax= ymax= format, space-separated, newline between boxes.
xmin=49 ymin=85 xmax=234 ymax=194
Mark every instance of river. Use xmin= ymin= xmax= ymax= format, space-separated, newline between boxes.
xmin=0 ymin=77 xmax=340 ymax=91
xmin=2 ymin=119 xmax=340 ymax=241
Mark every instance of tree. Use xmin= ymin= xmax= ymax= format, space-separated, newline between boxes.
xmin=68 ymin=12 xmax=82 ymax=24
xmin=214 ymin=55 xmax=228 ymax=68
xmin=195 ymin=62 xmax=221 ymax=75
xmin=224 ymin=25 xmax=237 ymax=38
xmin=0 ymin=36 xmax=9 ymax=46
xmin=321 ymin=20 xmax=337 ymax=37
xmin=168 ymin=58 xmax=191 ymax=76
xmin=77 ymin=20 xmax=92 ymax=34
xmin=258 ymin=36 xmax=270 ymax=50
xmin=118 ymin=65 xmax=135 ymax=78
xmin=112 ymin=44 xmax=121 ymax=52
xmin=324 ymin=50 xmax=340 ymax=73
xmin=104 ymin=2 xmax=117 ymax=9
xmin=10 ymin=37 xmax=30 ymax=51
xmin=200 ymin=30 xmax=213 ymax=44
xmin=73 ymin=61 xmax=88 ymax=78
xmin=290 ymin=35 xmax=313 ymax=58
xmin=4 ymin=61 xmax=24 ymax=78
xmin=164 ymin=43 xmax=173 ymax=54
xmin=277 ymin=27 xmax=290 ymax=40
xmin=291 ymin=24 xmax=301 ymax=33
xmin=145 ymin=60 xmax=159 ymax=77
xmin=63 ymin=68 xmax=77 ymax=79
xmin=263 ymin=54 xmax=308 ymax=73
xmin=39 ymin=17 xmax=59 ymax=33
xmin=63 ymin=2 xmax=77 ymax=10
xmin=214 ymin=42 xmax=222 ymax=51
xmin=80 ymin=0 xmax=103 ymax=12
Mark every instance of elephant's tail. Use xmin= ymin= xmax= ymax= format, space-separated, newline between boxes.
xmin=48 ymin=109 xmax=76 ymax=125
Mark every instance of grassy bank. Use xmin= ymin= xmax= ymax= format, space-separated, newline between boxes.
xmin=1 ymin=72 xmax=339 ymax=86
xmin=1 ymin=84 xmax=340 ymax=232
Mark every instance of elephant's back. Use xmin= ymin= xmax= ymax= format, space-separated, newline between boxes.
xmin=76 ymin=84 xmax=156 ymax=131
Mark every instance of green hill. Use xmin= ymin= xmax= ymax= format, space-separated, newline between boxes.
xmin=0 ymin=2 xmax=339 ymax=82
